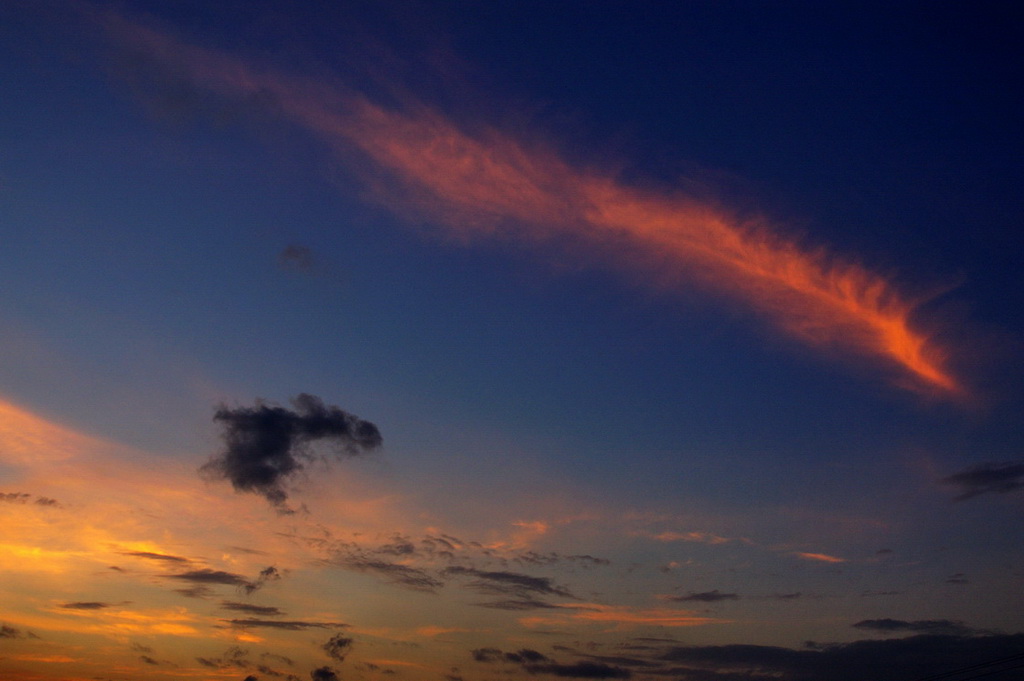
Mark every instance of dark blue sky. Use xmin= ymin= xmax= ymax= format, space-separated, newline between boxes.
xmin=1 ymin=2 xmax=1022 ymax=680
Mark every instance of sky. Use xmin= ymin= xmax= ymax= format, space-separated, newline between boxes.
xmin=2 ymin=1 xmax=1023 ymax=680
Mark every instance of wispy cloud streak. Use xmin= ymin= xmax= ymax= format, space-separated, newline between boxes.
xmin=102 ymin=13 xmax=960 ymax=394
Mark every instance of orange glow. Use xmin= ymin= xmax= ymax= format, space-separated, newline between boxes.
xmin=103 ymin=17 xmax=963 ymax=395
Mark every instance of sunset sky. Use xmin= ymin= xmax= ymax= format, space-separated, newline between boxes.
xmin=2 ymin=2 xmax=1023 ymax=680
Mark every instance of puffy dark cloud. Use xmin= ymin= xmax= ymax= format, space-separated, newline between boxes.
xmin=311 ymin=666 xmax=340 ymax=681
xmin=852 ymin=619 xmax=985 ymax=637
xmin=942 ymin=461 xmax=1024 ymax=501
xmin=670 ymin=590 xmax=739 ymax=603
xmin=221 ymin=601 xmax=285 ymax=616
xmin=323 ymin=634 xmax=354 ymax=662
xmin=202 ymin=394 xmax=381 ymax=510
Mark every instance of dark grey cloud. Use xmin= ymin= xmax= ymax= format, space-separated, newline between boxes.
xmin=852 ymin=619 xmax=986 ymax=637
xmin=168 ymin=569 xmax=251 ymax=587
xmin=658 ymin=633 xmax=1024 ymax=681
xmin=344 ymin=559 xmax=443 ymax=592
xmin=1 ymin=624 xmax=36 ymax=639
xmin=311 ymin=666 xmax=340 ymax=681
xmin=201 ymin=394 xmax=382 ymax=510
xmin=773 ymin=593 xmax=802 ymax=600
xmin=323 ymin=634 xmax=354 ymax=662
xmin=670 ymin=590 xmax=739 ymax=603
xmin=121 ymin=550 xmax=191 ymax=564
xmin=221 ymin=601 xmax=285 ymax=616
xmin=472 ymin=648 xmax=627 ymax=678
xmin=59 ymin=601 xmax=115 ymax=610
xmin=140 ymin=655 xmax=160 ymax=665
xmin=443 ymin=566 xmax=573 ymax=599
xmin=475 ymin=598 xmax=563 ymax=611
xmin=167 ymin=566 xmax=279 ymax=595
xmin=226 ymin=619 xmax=347 ymax=631
xmin=1 ymin=492 xmax=61 ymax=507
xmin=947 ymin=572 xmax=970 ymax=585
xmin=525 ymin=662 xmax=631 ymax=679
xmin=472 ymin=648 xmax=504 ymax=663
xmin=942 ymin=461 xmax=1024 ymax=501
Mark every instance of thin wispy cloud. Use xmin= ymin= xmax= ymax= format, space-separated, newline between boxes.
xmin=99 ymin=11 xmax=961 ymax=396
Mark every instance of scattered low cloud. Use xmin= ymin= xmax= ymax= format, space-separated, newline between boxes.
xmin=201 ymin=394 xmax=382 ymax=511
xmin=941 ymin=461 xmax=1024 ymax=501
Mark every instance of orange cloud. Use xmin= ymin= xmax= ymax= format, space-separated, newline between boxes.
xmin=793 ymin=552 xmax=846 ymax=563
xmin=102 ymin=13 xmax=961 ymax=395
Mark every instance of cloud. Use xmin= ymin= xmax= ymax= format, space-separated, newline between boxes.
xmin=58 ymin=601 xmax=115 ymax=610
xmin=165 ymin=566 xmax=279 ymax=594
xmin=793 ymin=552 xmax=846 ymax=563
xmin=1 ymin=624 xmax=36 ymax=639
xmin=941 ymin=461 xmax=1024 ymax=501
xmin=443 ymin=566 xmax=573 ymax=599
xmin=201 ymin=394 xmax=382 ymax=510
xmin=226 ymin=619 xmax=347 ymax=631
xmin=322 ymin=634 xmax=354 ymax=662
xmin=311 ymin=666 xmax=340 ymax=681
xmin=167 ymin=569 xmax=251 ymax=587
xmin=851 ymin=619 xmax=986 ymax=637
xmin=669 ymin=591 xmax=739 ymax=603
xmin=101 ymin=14 xmax=961 ymax=396
xmin=0 ymin=492 xmax=61 ymax=507
xmin=279 ymin=244 xmax=315 ymax=273
xmin=475 ymin=598 xmax=564 ymax=611
xmin=121 ymin=550 xmax=191 ymax=564
xmin=221 ymin=601 xmax=286 ymax=616
xmin=343 ymin=559 xmax=443 ymax=592
xmin=658 ymin=634 xmax=1024 ymax=681
xmin=525 ymin=662 xmax=631 ymax=679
